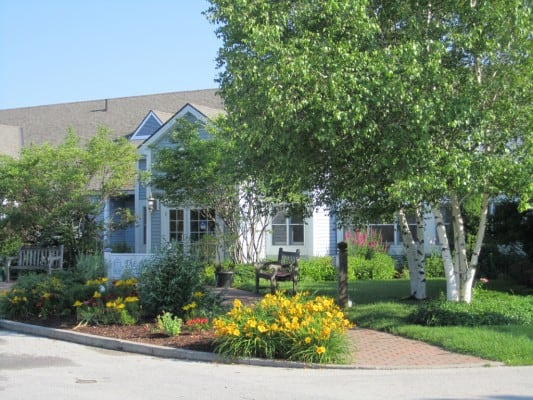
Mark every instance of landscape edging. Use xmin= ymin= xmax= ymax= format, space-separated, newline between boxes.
xmin=0 ymin=319 xmax=357 ymax=370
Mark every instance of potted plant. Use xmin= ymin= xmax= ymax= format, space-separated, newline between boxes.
xmin=215 ymin=260 xmax=235 ymax=288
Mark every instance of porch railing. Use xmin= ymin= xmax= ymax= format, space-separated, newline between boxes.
xmin=104 ymin=250 xmax=154 ymax=280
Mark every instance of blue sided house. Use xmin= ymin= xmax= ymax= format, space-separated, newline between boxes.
xmin=0 ymin=89 xmax=440 ymax=276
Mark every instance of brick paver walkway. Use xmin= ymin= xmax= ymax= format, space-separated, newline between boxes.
xmin=218 ymin=287 xmax=500 ymax=368
xmin=347 ymin=328 xmax=496 ymax=368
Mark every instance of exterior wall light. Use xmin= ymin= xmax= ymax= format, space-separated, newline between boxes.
xmin=148 ymin=196 xmax=157 ymax=212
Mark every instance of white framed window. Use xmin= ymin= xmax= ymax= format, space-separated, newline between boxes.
xmin=190 ymin=208 xmax=216 ymax=242
xmin=169 ymin=209 xmax=185 ymax=242
xmin=168 ymin=208 xmax=215 ymax=243
xmin=272 ymin=210 xmax=304 ymax=246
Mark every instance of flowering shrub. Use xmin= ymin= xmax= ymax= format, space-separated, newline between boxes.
xmin=474 ymin=277 xmax=489 ymax=293
xmin=0 ymin=273 xmax=78 ymax=319
xmin=73 ymin=277 xmax=140 ymax=326
xmin=344 ymin=228 xmax=388 ymax=258
xmin=213 ymin=292 xmax=353 ymax=364
xmin=343 ymin=229 xmax=396 ymax=280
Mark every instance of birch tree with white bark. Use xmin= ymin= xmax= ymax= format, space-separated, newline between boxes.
xmin=206 ymin=0 xmax=532 ymax=302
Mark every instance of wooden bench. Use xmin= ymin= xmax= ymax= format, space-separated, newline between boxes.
xmin=255 ymin=247 xmax=300 ymax=294
xmin=5 ymin=245 xmax=64 ymax=281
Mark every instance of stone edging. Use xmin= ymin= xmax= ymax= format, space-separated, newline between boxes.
xmin=0 ymin=319 xmax=357 ymax=370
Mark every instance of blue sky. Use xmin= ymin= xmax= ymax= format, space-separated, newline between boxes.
xmin=0 ymin=1 xmax=221 ymax=110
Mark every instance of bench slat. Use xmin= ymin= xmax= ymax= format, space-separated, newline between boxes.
xmin=6 ymin=245 xmax=64 ymax=281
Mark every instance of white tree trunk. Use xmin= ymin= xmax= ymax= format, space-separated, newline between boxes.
xmin=398 ymin=208 xmax=426 ymax=299
xmin=432 ymin=206 xmax=459 ymax=301
xmin=433 ymin=194 xmax=490 ymax=303
xmin=415 ymin=206 xmax=427 ymax=299
xmin=450 ymin=194 xmax=468 ymax=301
xmin=470 ymin=193 xmax=490 ymax=270
xmin=451 ymin=194 xmax=483 ymax=303
xmin=464 ymin=193 xmax=490 ymax=302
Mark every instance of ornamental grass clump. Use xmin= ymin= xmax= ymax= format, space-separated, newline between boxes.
xmin=213 ymin=292 xmax=353 ymax=364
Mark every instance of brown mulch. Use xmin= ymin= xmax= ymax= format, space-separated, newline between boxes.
xmin=18 ymin=316 xmax=217 ymax=353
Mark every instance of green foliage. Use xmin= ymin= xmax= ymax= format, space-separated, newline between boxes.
xmin=303 ymin=279 xmax=533 ymax=364
xmin=74 ymin=253 xmax=106 ymax=281
xmin=408 ymin=290 xmax=533 ymax=327
xmin=478 ymin=200 xmax=533 ymax=283
xmin=207 ymin=0 xmax=532 ymax=301
xmin=110 ymin=242 xmax=132 ymax=253
xmin=206 ymin=0 xmax=532 ymax=213
xmin=151 ymin=118 xmax=275 ymax=264
xmin=424 ymin=253 xmax=444 ymax=278
xmin=181 ymin=289 xmax=225 ymax=321
xmin=213 ymin=292 xmax=353 ymax=364
xmin=137 ymin=244 xmax=204 ymax=318
xmin=73 ymin=277 xmax=140 ymax=326
xmin=231 ymin=263 xmax=255 ymax=286
xmin=0 ymin=235 xmax=22 ymax=258
xmin=0 ymin=272 xmax=82 ymax=319
xmin=0 ymin=129 xmax=138 ymax=266
xmin=344 ymin=229 xmax=388 ymax=258
xmin=348 ymin=253 xmax=396 ymax=280
xmin=202 ymin=263 xmax=217 ymax=286
xmin=299 ymin=257 xmax=336 ymax=281
xmin=155 ymin=312 xmax=183 ymax=336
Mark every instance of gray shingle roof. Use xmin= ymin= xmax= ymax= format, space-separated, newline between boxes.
xmin=0 ymin=124 xmax=22 ymax=157
xmin=0 ymin=89 xmax=223 ymax=147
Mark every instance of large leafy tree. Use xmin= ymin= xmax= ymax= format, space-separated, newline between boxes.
xmin=0 ymin=128 xmax=138 ymax=265
xmin=206 ymin=0 xmax=531 ymax=302
xmin=151 ymin=118 xmax=277 ymax=264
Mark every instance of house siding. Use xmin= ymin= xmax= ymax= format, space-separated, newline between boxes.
xmin=150 ymin=209 xmax=162 ymax=252
xmin=328 ymin=214 xmax=338 ymax=256
xmin=138 ymin=159 xmax=147 ymax=200
xmin=108 ymin=196 xmax=135 ymax=252
xmin=110 ymin=225 xmax=135 ymax=252
xmin=312 ymin=208 xmax=333 ymax=257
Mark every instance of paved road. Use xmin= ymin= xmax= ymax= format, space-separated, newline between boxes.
xmin=1 ymin=329 xmax=532 ymax=400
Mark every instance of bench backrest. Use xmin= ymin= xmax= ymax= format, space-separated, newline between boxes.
xmin=18 ymin=245 xmax=64 ymax=268
xmin=276 ymin=247 xmax=300 ymax=271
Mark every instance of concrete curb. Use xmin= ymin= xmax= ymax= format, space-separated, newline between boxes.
xmin=0 ymin=319 xmax=358 ymax=370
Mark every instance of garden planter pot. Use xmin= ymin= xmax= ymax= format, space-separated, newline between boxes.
xmin=216 ymin=271 xmax=234 ymax=288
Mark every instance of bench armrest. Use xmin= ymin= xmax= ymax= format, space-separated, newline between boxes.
xmin=256 ymin=262 xmax=282 ymax=274
xmin=5 ymin=256 xmax=17 ymax=267
xmin=47 ymin=256 xmax=63 ymax=268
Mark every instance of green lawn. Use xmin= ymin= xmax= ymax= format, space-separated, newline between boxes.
xmin=239 ymin=278 xmax=533 ymax=365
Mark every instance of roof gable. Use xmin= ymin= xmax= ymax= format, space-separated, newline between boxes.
xmin=129 ymin=111 xmax=166 ymax=141
xmin=139 ymin=103 xmax=212 ymax=153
